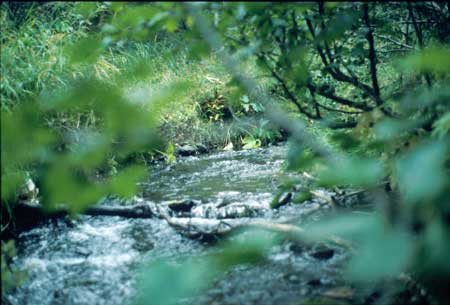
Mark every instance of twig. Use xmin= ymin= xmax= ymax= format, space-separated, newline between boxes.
xmin=374 ymin=33 xmax=415 ymax=50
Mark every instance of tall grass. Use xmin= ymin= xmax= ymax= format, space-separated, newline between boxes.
xmin=1 ymin=3 xmax=87 ymax=110
xmin=1 ymin=2 xmax=281 ymax=154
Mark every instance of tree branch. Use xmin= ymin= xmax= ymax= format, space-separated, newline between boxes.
xmin=363 ymin=3 xmax=382 ymax=106
xmin=407 ymin=2 xmax=433 ymax=88
xmin=315 ymin=101 xmax=365 ymax=114
xmin=308 ymin=86 xmax=322 ymax=118
xmin=374 ymin=33 xmax=416 ymax=50
xmin=305 ymin=15 xmax=379 ymax=105
xmin=258 ymin=54 xmax=319 ymax=120
xmin=318 ymin=2 xmax=335 ymax=63
xmin=310 ymin=83 xmax=374 ymax=112
xmin=326 ymin=120 xmax=359 ymax=129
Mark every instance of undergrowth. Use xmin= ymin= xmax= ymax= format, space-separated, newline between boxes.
xmin=1 ymin=2 xmax=284 ymax=163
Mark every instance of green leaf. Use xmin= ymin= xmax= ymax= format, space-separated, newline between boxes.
xmin=135 ymin=259 xmax=214 ymax=305
xmin=373 ymin=118 xmax=422 ymax=141
xmin=398 ymin=45 xmax=450 ymax=74
xmin=75 ymin=3 xmax=97 ymax=18
xmin=109 ymin=165 xmax=147 ymax=198
xmin=242 ymin=136 xmax=261 ymax=150
xmin=395 ymin=140 xmax=449 ymax=204
xmin=292 ymin=191 xmax=312 ymax=204
xmin=66 ymin=37 xmax=103 ymax=65
xmin=187 ymin=40 xmax=211 ymax=60
xmin=42 ymin=162 xmax=104 ymax=213
xmin=329 ymin=131 xmax=361 ymax=150
xmin=306 ymin=212 xmax=413 ymax=282
xmin=164 ymin=18 xmax=179 ymax=32
xmin=346 ymin=226 xmax=413 ymax=282
xmin=286 ymin=142 xmax=321 ymax=172
xmin=318 ymin=157 xmax=383 ymax=187
xmin=1 ymin=171 xmax=27 ymax=202
xmin=432 ymin=112 xmax=450 ymax=139
xmin=420 ymin=219 xmax=450 ymax=274
xmin=316 ymin=11 xmax=361 ymax=43
xmin=135 ymin=229 xmax=273 ymax=305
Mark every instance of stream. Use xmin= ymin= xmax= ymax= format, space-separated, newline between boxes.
xmin=6 ymin=144 xmax=378 ymax=305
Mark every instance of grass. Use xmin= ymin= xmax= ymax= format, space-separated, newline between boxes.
xmin=1 ymin=2 xmax=285 ymax=164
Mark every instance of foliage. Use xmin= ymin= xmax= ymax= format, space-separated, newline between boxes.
xmin=0 ymin=2 xmax=108 ymax=111
xmin=241 ymin=135 xmax=261 ymax=150
xmin=155 ymin=142 xmax=176 ymax=164
xmin=124 ymin=3 xmax=449 ymax=304
xmin=134 ymin=229 xmax=275 ymax=305
xmin=198 ymin=88 xmax=232 ymax=122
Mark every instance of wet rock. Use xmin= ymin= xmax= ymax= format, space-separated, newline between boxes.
xmin=168 ymin=200 xmax=196 ymax=212
xmin=285 ymin=273 xmax=301 ymax=284
xmin=75 ymin=247 xmax=91 ymax=257
xmin=177 ymin=145 xmax=198 ymax=156
xmin=288 ymin=242 xmax=305 ymax=254
xmin=191 ymin=202 xmax=265 ymax=219
xmin=279 ymin=192 xmax=293 ymax=206
xmin=307 ymin=279 xmax=322 ymax=286
xmin=129 ymin=226 xmax=154 ymax=252
xmin=133 ymin=239 xmax=154 ymax=252
xmin=17 ymin=176 xmax=39 ymax=202
xmin=271 ymin=192 xmax=292 ymax=209
xmin=196 ymin=144 xmax=209 ymax=154
xmin=217 ymin=205 xmax=255 ymax=218
xmin=310 ymin=245 xmax=335 ymax=260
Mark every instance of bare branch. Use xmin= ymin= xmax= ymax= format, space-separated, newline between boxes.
xmin=311 ymin=84 xmax=374 ymax=112
xmin=315 ymin=101 xmax=365 ymax=115
xmin=377 ymin=48 xmax=414 ymax=53
xmin=258 ymin=54 xmax=319 ymax=120
xmin=374 ymin=33 xmax=416 ymax=50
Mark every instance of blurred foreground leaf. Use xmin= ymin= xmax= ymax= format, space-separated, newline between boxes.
xmin=135 ymin=229 xmax=275 ymax=305
xmin=318 ymin=157 xmax=384 ymax=187
xmin=395 ymin=140 xmax=449 ymax=204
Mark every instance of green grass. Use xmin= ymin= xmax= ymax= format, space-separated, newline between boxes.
xmin=1 ymin=2 xmax=284 ymax=159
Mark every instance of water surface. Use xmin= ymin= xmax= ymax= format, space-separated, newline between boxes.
xmin=7 ymin=145 xmax=351 ymax=305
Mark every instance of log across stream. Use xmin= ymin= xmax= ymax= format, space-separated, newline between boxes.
xmin=5 ymin=145 xmax=425 ymax=305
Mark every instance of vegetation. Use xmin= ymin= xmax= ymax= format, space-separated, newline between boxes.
xmin=1 ymin=2 xmax=449 ymax=305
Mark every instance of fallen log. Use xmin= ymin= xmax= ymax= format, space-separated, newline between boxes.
xmin=310 ymin=190 xmax=337 ymax=208
xmin=162 ymin=203 xmax=324 ymax=239
xmin=14 ymin=201 xmax=155 ymax=219
xmin=10 ymin=201 xmax=155 ymax=234
xmin=162 ymin=214 xmax=352 ymax=249
xmin=162 ymin=216 xmax=306 ymax=242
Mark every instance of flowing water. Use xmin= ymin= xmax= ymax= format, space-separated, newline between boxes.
xmin=6 ymin=145 xmax=362 ymax=305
